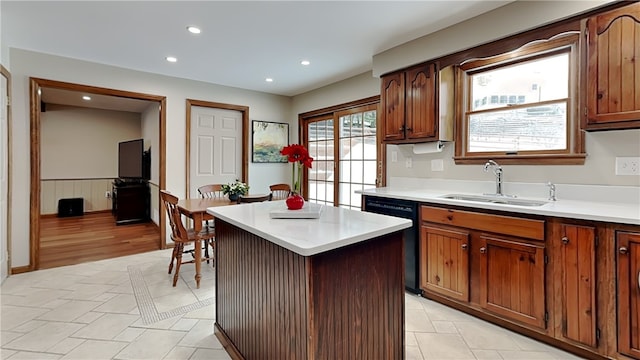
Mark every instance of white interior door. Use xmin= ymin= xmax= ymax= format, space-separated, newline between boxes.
xmin=189 ymin=106 xmax=242 ymax=198
xmin=1 ymin=73 xmax=8 ymax=282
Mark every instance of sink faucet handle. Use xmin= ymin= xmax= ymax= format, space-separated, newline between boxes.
xmin=546 ymin=181 xmax=557 ymax=201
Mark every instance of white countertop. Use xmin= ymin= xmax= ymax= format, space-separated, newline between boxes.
xmin=359 ymin=178 xmax=640 ymax=225
xmin=207 ymin=200 xmax=412 ymax=256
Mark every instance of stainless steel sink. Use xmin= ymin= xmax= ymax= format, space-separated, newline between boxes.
xmin=440 ymin=194 xmax=548 ymax=207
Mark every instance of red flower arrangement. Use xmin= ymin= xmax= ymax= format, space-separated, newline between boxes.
xmin=280 ymin=144 xmax=314 ymax=194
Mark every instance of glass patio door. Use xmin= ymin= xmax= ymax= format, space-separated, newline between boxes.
xmin=306 ymin=104 xmax=377 ymax=210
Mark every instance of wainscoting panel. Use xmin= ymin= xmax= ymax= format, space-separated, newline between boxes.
xmin=41 ymin=178 xmax=115 ymax=215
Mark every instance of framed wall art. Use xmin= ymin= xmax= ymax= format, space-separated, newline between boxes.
xmin=252 ymin=120 xmax=289 ymax=163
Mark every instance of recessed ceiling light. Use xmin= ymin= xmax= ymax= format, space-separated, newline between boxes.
xmin=166 ymin=56 xmax=177 ymax=63
xmin=265 ymin=78 xmax=274 ymax=82
xmin=301 ymin=60 xmax=310 ymax=66
xmin=82 ymin=96 xmax=91 ymax=101
xmin=187 ymin=26 xmax=201 ymax=34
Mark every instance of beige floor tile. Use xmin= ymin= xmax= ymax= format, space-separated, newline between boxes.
xmin=170 ymin=318 xmax=199 ymax=331
xmin=130 ymin=315 xmax=182 ymax=330
xmin=60 ymin=339 xmax=128 ymax=360
xmin=188 ymin=348 xmax=232 ymax=360
xmin=0 ymin=305 xmax=49 ymax=331
xmin=47 ymin=337 xmax=85 ymax=355
xmin=454 ymin=320 xmax=521 ymax=351
xmin=2 ymin=321 xmax=84 ymax=352
xmin=62 ymin=284 xmax=118 ymax=301
xmin=93 ymin=294 xmax=138 ymax=314
xmin=162 ymin=346 xmax=196 ymax=360
xmin=10 ymin=320 xmax=48 ymax=334
xmin=72 ymin=311 xmax=104 ymax=324
xmin=406 ymin=344 xmax=425 ymax=360
xmin=0 ymin=331 xmax=23 ymax=346
xmin=405 ymin=308 xmax=435 ymax=333
xmin=406 ymin=331 xmax=418 ymax=346
xmin=499 ymin=350 xmax=557 ymax=359
xmin=113 ymin=328 xmax=145 ymax=342
xmin=432 ymin=320 xmax=458 ymax=334
xmin=37 ymin=300 xmax=102 ymax=322
xmin=71 ymin=313 xmax=139 ymax=340
xmin=473 ymin=349 xmax=505 ymax=359
xmin=182 ymin=303 xmax=215 ymax=320
xmin=0 ymin=348 xmax=17 ymax=358
xmin=177 ymin=320 xmax=221 ymax=349
xmin=415 ymin=333 xmax=476 ymax=360
xmin=114 ymin=329 xmax=186 ymax=360
xmin=3 ymin=351 xmax=63 ymax=359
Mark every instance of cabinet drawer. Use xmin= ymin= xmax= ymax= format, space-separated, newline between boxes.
xmin=421 ymin=206 xmax=544 ymax=241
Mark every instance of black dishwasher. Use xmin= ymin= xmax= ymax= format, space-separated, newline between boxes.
xmin=363 ymin=195 xmax=420 ymax=294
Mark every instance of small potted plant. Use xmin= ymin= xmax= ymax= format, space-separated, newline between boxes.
xmin=280 ymin=144 xmax=314 ymax=210
xmin=221 ymin=180 xmax=249 ymax=202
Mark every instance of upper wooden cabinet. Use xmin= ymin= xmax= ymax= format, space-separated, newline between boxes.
xmin=585 ymin=2 xmax=640 ymax=130
xmin=381 ymin=63 xmax=438 ymax=142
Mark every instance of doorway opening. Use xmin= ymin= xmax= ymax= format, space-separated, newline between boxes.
xmin=28 ymin=78 xmax=167 ymax=271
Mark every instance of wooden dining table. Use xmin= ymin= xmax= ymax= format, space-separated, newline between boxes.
xmin=176 ymin=197 xmax=235 ymax=288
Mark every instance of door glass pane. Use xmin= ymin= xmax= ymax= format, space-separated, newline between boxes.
xmin=306 ymin=105 xmax=376 ymax=210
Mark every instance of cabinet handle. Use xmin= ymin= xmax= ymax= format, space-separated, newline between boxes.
xmin=461 ymin=244 xmax=468 ymax=250
xmin=638 ymin=271 xmax=640 ymax=290
xmin=480 ymin=247 xmax=486 ymax=254
xmin=561 ymin=236 xmax=569 ymax=245
xmin=620 ymin=247 xmax=629 ymax=255
xmin=399 ymin=126 xmax=404 ymax=131
xmin=406 ymin=127 xmax=413 ymax=132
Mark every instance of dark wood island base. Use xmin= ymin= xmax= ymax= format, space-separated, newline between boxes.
xmin=213 ymin=219 xmax=405 ymax=359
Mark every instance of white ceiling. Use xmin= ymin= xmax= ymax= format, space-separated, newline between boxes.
xmin=3 ymin=0 xmax=511 ymax=108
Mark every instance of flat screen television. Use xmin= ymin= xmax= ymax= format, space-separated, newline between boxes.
xmin=118 ymin=139 xmax=144 ymax=179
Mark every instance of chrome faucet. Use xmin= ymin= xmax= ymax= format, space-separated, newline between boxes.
xmin=483 ymin=160 xmax=503 ymax=196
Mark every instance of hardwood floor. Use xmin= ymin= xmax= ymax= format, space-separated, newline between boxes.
xmin=39 ymin=211 xmax=161 ymax=269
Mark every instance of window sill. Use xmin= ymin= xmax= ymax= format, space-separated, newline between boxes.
xmin=453 ymin=153 xmax=586 ymax=165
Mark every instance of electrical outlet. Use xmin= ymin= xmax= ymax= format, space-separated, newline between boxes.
xmin=405 ymin=157 xmax=412 ymax=168
xmin=615 ymin=157 xmax=640 ymax=176
xmin=105 ymin=191 xmax=111 ymax=198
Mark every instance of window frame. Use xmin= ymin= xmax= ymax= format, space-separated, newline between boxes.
xmin=454 ymin=32 xmax=586 ymax=165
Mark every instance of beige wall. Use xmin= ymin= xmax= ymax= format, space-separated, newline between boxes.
xmin=9 ymin=48 xmax=291 ymax=267
xmin=41 ymin=104 xmax=141 ymax=179
xmin=41 ymin=178 xmax=113 ymax=215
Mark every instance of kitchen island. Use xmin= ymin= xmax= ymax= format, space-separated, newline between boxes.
xmin=207 ymin=201 xmax=412 ymax=360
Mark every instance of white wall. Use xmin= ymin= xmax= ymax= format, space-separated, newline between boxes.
xmin=41 ymin=104 xmax=141 ymax=179
xmin=141 ymin=102 xmax=160 ymax=225
xmin=9 ymin=48 xmax=291 ymax=268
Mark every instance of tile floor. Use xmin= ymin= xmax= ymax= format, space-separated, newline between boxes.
xmin=1 ymin=249 xmax=583 ymax=359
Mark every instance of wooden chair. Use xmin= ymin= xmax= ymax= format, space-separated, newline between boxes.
xmin=160 ymin=190 xmax=215 ymax=287
xmin=237 ymin=193 xmax=273 ymax=203
xmin=269 ymin=183 xmax=291 ymax=200
xmin=198 ymin=184 xmax=224 ymax=198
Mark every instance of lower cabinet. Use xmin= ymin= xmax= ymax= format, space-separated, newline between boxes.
xmin=478 ymin=235 xmax=546 ymax=329
xmin=555 ymin=223 xmax=598 ymax=348
xmin=617 ymin=231 xmax=640 ymax=359
xmin=420 ymin=225 xmax=470 ymax=301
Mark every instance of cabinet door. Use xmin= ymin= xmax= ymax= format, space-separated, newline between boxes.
xmin=381 ymin=72 xmax=406 ymax=141
xmin=420 ymin=225 xmax=469 ymax=301
xmin=479 ymin=235 xmax=546 ymax=329
xmin=617 ymin=231 xmax=640 ymax=359
xmin=559 ymin=224 xmax=597 ymax=347
xmin=586 ymin=2 xmax=640 ymax=129
xmin=406 ymin=63 xmax=437 ymax=140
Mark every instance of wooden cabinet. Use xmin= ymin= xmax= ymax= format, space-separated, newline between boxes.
xmin=585 ymin=2 xmax=640 ymax=130
xmin=381 ymin=63 xmax=437 ymax=142
xmin=617 ymin=231 xmax=640 ymax=359
xmin=478 ymin=235 xmax=546 ymax=329
xmin=553 ymin=223 xmax=598 ymax=348
xmin=112 ymin=181 xmax=150 ymax=225
xmin=420 ymin=225 xmax=469 ymax=301
xmin=420 ymin=205 xmax=546 ymax=329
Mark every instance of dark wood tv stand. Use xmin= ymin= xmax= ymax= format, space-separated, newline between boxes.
xmin=112 ymin=180 xmax=150 ymax=225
